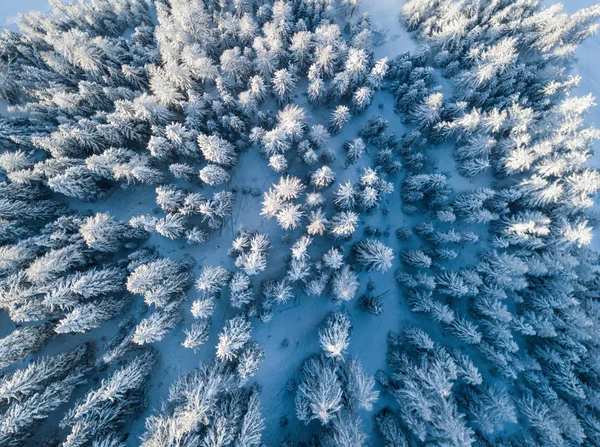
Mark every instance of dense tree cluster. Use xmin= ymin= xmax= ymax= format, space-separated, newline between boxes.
xmin=374 ymin=1 xmax=600 ymax=446
xmin=294 ymin=312 xmax=379 ymax=445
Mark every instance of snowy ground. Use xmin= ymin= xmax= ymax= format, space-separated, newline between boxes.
xmin=2 ymin=0 xmax=600 ymax=445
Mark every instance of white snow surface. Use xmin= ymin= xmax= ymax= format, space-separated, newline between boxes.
xmin=1 ymin=0 xmax=600 ymax=445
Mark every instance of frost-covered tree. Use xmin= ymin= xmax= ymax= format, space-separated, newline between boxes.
xmin=277 ymin=104 xmax=306 ymax=142
xmin=199 ymin=164 xmax=230 ymax=185
xmin=216 ymin=315 xmax=252 ymax=361
xmin=325 ymin=413 xmax=368 ymax=447
xmin=400 ymin=249 xmax=432 ymax=268
xmin=47 ymin=166 xmax=103 ymax=201
xmin=329 ymin=105 xmax=351 ymax=135
xmin=55 ymin=299 xmax=124 ymax=334
xmin=352 ymin=86 xmax=373 ymax=113
xmin=274 ymin=175 xmax=306 ymax=201
xmin=154 ymin=213 xmax=187 ymax=240
xmin=263 ymin=278 xmax=293 ymax=304
xmin=25 ymin=244 xmax=86 ymax=284
xmin=330 ymin=211 xmax=359 ymax=239
xmin=0 ymin=373 xmax=86 ymax=446
xmin=79 ymin=212 xmax=145 ymax=253
xmin=344 ymin=138 xmax=366 ymax=164
xmin=334 ymin=181 xmax=357 ymax=210
xmin=191 ymin=294 xmax=216 ymax=320
xmin=309 ymin=124 xmax=330 ymax=148
xmin=272 ymin=68 xmax=296 ymax=105
xmin=182 ymin=320 xmax=210 ymax=351
xmin=61 ymin=351 xmax=156 ymax=447
xmin=344 ymin=358 xmax=379 ymax=411
xmin=0 ymin=324 xmax=52 ymax=370
xmin=70 ymin=267 xmax=126 ymax=299
xmin=0 ymin=344 xmax=88 ymax=404
xmin=169 ymin=163 xmax=196 ymax=181
xmin=378 ymin=330 xmax=475 ymax=446
xmin=237 ymin=342 xmax=265 ymax=383
xmin=140 ymin=361 xmax=263 ymax=446
xmin=311 ymin=166 xmax=336 ymax=189
xmin=229 ymin=272 xmax=254 ymax=308
xmin=196 ymin=265 xmax=231 ymax=295
xmin=277 ymin=203 xmax=304 ymax=230
xmin=319 ymin=312 xmax=351 ymax=359
xmin=127 ymin=257 xmax=193 ymax=307
xmin=296 ymin=355 xmax=343 ymax=424
xmin=132 ymin=304 xmax=182 ymax=345
xmin=332 ymin=265 xmax=359 ymax=302
xmin=323 ymin=247 xmax=345 ymax=270
xmin=233 ymin=233 xmax=270 ymax=276
xmin=375 ymin=410 xmax=409 ymax=447
xmin=197 ymin=133 xmax=237 ymax=167
xmin=307 ymin=208 xmax=329 ymax=236
xmin=466 ymin=385 xmax=517 ymax=435
xmin=268 ymin=154 xmax=287 ymax=173
xmin=354 ymin=239 xmax=394 ymax=272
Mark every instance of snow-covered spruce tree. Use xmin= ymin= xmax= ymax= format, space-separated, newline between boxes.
xmin=262 ymin=278 xmax=294 ymax=305
xmin=344 ymin=138 xmax=366 ymax=165
xmin=274 ymin=175 xmax=306 ymax=201
xmin=272 ymin=68 xmax=297 ymax=105
xmin=197 ymin=133 xmax=237 ymax=167
xmin=0 ymin=344 xmax=90 ymax=445
xmin=0 ymin=323 xmax=53 ymax=370
xmin=354 ymin=239 xmax=394 ymax=272
xmin=61 ymin=351 xmax=156 ymax=447
xmin=127 ymin=257 xmax=193 ymax=308
xmin=310 ymin=165 xmax=336 ymax=189
xmin=182 ymin=320 xmax=210 ymax=352
xmin=277 ymin=203 xmax=304 ymax=230
xmin=296 ymin=355 xmax=343 ymax=425
xmin=375 ymin=409 xmax=409 ymax=447
xmin=319 ymin=312 xmax=352 ymax=359
xmin=344 ymin=358 xmax=379 ymax=412
xmin=55 ymin=299 xmax=126 ymax=334
xmin=199 ymin=164 xmax=231 ymax=185
xmin=295 ymin=331 xmax=378 ymax=442
xmin=331 ymin=264 xmax=359 ymax=303
xmin=132 ymin=302 xmax=183 ymax=345
xmin=400 ymin=249 xmax=432 ymax=269
xmin=140 ymin=362 xmax=264 ymax=447
xmin=69 ymin=266 xmax=127 ymax=299
xmin=191 ymin=293 xmax=216 ymax=320
xmin=0 ymin=343 xmax=88 ymax=402
xmin=216 ymin=315 xmax=252 ymax=361
xmin=232 ymin=232 xmax=271 ymax=276
xmin=0 ymin=373 xmax=87 ymax=446
xmin=329 ymin=211 xmax=359 ymax=239
xmin=377 ymin=328 xmax=475 ymax=446
xmin=237 ymin=341 xmax=265 ymax=384
xmin=229 ymin=271 xmax=254 ymax=308
xmin=196 ymin=265 xmax=231 ymax=296
xmin=328 ymin=105 xmax=351 ymax=135
xmin=24 ymin=243 xmax=87 ymax=285
xmin=79 ymin=212 xmax=147 ymax=253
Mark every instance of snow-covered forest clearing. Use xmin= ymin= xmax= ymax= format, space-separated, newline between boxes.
xmin=2 ymin=0 xmax=600 ymax=446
